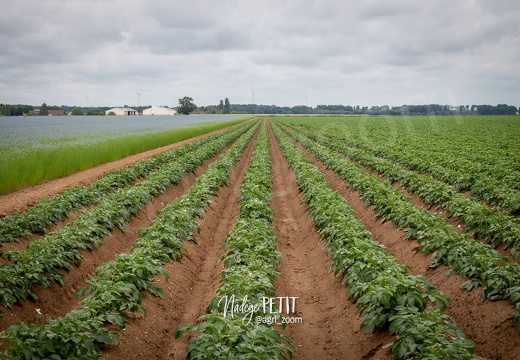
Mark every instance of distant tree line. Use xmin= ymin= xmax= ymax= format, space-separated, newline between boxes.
xmin=200 ymin=103 xmax=519 ymax=116
xmin=204 ymin=98 xmax=232 ymax=114
xmin=472 ymin=104 xmax=518 ymax=115
xmin=0 ymin=103 xmax=35 ymax=116
xmin=1 ymin=102 xmax=518 ymax=117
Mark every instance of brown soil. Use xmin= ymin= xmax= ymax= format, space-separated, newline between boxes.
xmin=1 ymin=120 xmax=519 ymax=359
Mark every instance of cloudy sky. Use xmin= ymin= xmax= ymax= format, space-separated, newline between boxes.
xmin=1 ymin=0 xmax=519 ymax=108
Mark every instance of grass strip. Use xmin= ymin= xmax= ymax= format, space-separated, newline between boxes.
xmin=0 ymin=118 xmax=250 ymax=195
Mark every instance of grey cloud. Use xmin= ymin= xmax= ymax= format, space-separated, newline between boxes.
xmin=0 ymin=0 xmax=519 ymax=107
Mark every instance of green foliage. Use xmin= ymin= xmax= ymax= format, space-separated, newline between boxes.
xmin=71 ymin=107 xmax=85 ymax=115
xmin=386 ymin=307 xmax=481 ymax=359
xmin=39 ymin=103 xmax=49 ymax=116
xmin=0 ymin=103 xmax=34 ymax=116
xmin=0 ymin=311 xmax=119 ymax=359
xmin=277 ymin=115 xmax=520 ymax=215
xmin=177 ymin=314 xmax=294 ymax=359
xmin=224 ymin=97 xmax=231 ymax=114
xmin=297 ymin=123 xmax=520 ymax=256
xmin=0 ymin=120 xmax=251 ymax=245
xmin=177 ymin=96 xmax=197 ymax=115
xmin=0 ymin=138 xmax=197 ymax=243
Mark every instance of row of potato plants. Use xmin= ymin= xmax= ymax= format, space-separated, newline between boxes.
xmin=276 ymin=122 xmax=520 ymax=331
xmin=271 ymin=123 xmax=480 ymax=359
xmin=0 ymin=121 xmax=257 ymax=312
xmin=334 ymin=129 xmax=520 ymax=217
xmin=0 ymin=121 xmax=261 ymax=359
xmin=0 ymin=121 xmax=248 ymax=244
xmin=334 ymin=118 xmax=520 ymax=200
xmin=295 ymin=126 xmax=520 ymax=257
xmin=388 ymin=134 xmax=520 ymax=192
xmin=366 ymin=123 xmax=520 ymax=192
xmin=176 ymin=124 xmax=295 ymax=359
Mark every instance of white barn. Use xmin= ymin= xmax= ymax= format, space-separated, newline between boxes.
xmin=105 ymin=107 xmax=138 ymax=116
xmin=143 ymin=105 xmax=178 ymax=116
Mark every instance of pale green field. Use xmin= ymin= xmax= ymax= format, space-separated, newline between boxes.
xmin=0 ymin=115 xmax=251 ymax=194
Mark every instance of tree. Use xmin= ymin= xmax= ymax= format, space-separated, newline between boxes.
xmin=224 ymin=98 xmax=231 ymax=114
xmin=177 ymin=96 xmax=197 ymax=115
xmin=217 ymin=100 xmax=224 ymax=112
xmin=495 ymin=104 xmax=517 ymax=115
xmin=40 ymin=103 xmax=49 ymax=116
xmin=71 ymin=107 xmax=84 ymax=116
xmin=86 ymin=109 xmax=96 ymax=115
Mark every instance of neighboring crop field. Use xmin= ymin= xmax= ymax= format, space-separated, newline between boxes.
xmin=0 ymin=115 xmax=249 ymax=194
xmin=0 ymin=116 xmax=519 ymax=359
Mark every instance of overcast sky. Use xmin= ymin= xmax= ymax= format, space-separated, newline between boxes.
xmin=1 ymin=0 xmax=519 ymax=108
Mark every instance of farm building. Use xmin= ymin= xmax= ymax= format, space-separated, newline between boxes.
xmin=105 ymin=107 xmax=138 ymax=116
xmin=48 ymin=110 xmax=65 ymax=116
xmin=142 ymin=105 xmax=178 ymax=116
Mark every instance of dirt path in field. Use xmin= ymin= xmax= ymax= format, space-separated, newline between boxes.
xmin=0 ymin=122 xmax=246 ymax=217
xmin=100 ymin=125 xmax=260 ymax=359
xmin=0 ymin=134 xmax=239 ymax=332
xmin=268 ymin=124 xmax=393 ymax=360
xmin=281 ymin=127 xmax=520 ymax=360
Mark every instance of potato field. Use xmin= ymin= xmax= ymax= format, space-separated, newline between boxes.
xmin=0 ymin=116 xmax=519 ymax=359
